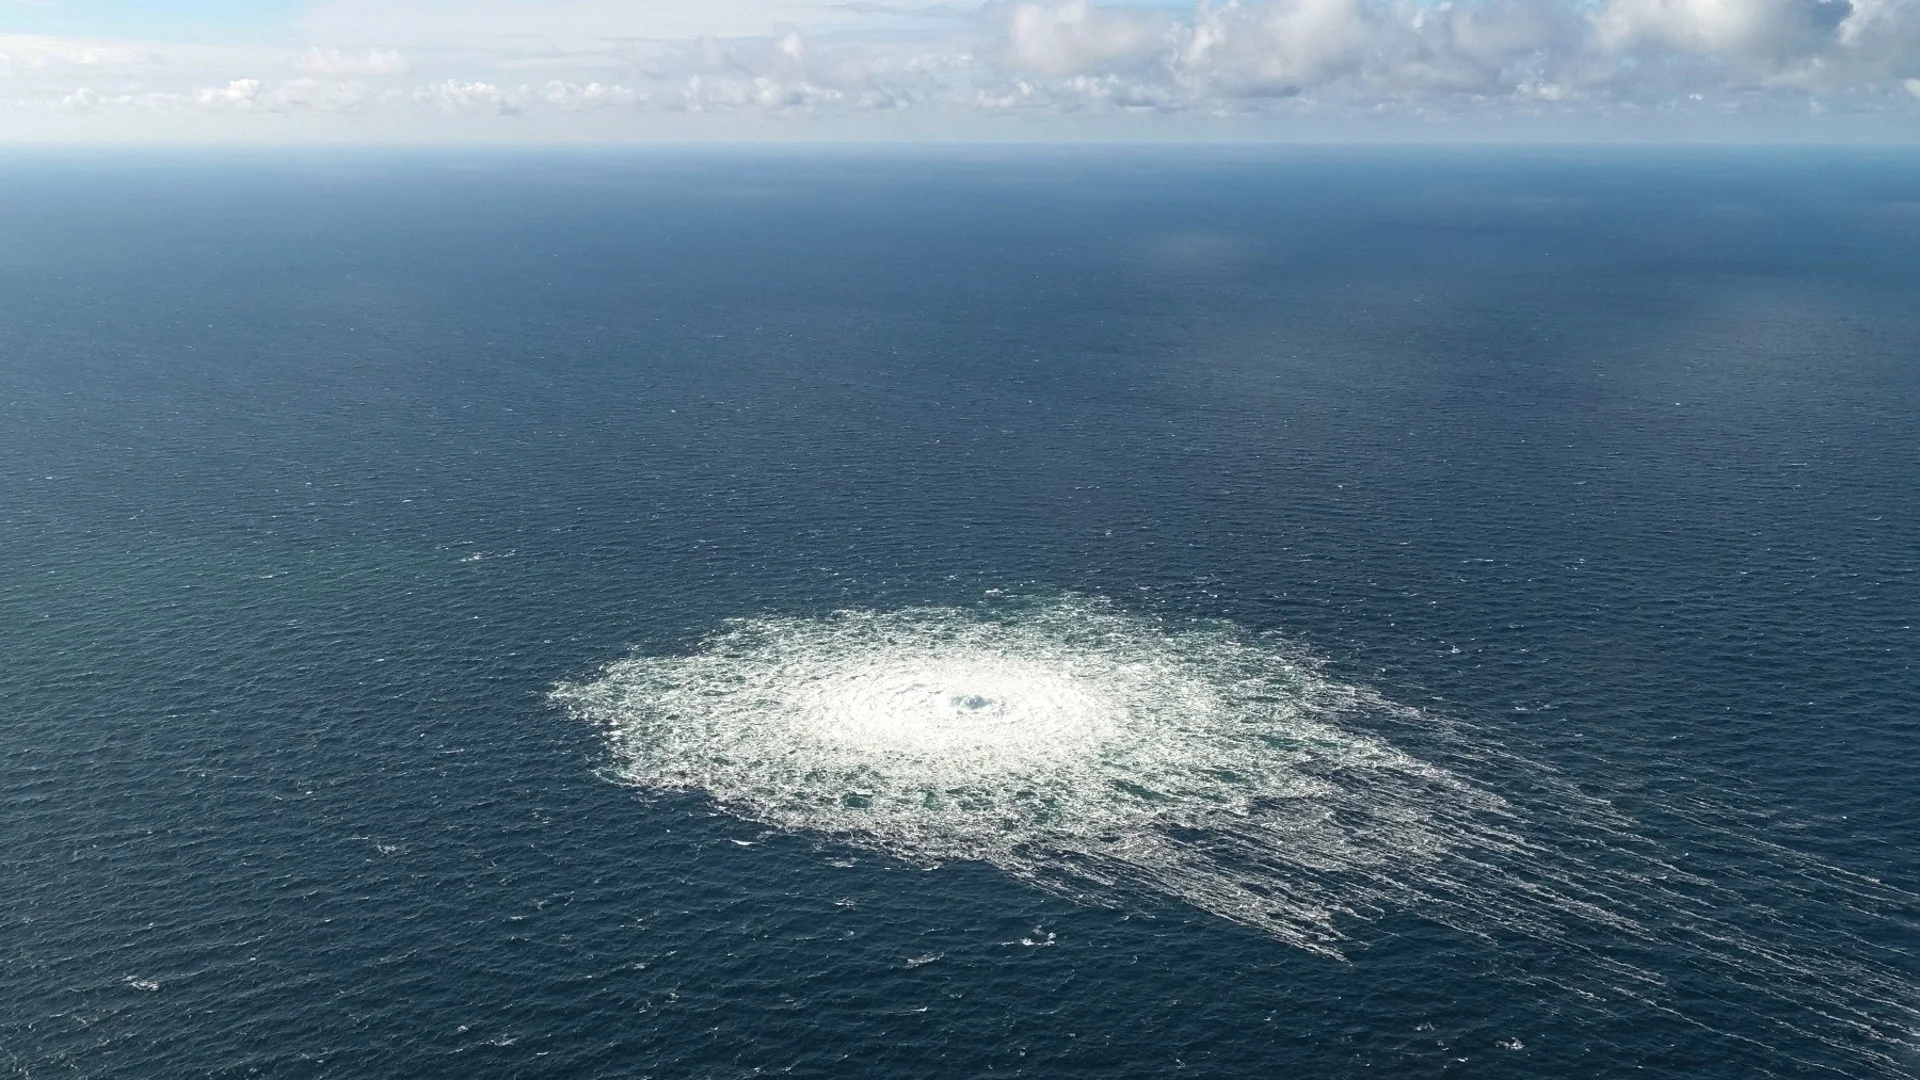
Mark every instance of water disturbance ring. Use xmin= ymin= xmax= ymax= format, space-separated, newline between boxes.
xmin=554 ymin=595 xmax=1920 ymax=1073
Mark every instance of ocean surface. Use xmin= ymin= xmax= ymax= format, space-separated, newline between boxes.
xmin=2 ymin=148 xmax=1916 ymax=1079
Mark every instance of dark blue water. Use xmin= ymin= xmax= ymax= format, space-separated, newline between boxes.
xmin=3 ymin=149 xmax=1917 ymax=1078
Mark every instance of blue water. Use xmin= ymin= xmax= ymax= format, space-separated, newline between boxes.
xmin=3 ymin=149 xmax=1916 ymax=1078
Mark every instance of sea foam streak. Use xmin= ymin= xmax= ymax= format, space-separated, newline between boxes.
xmin=555 ymin=596 xmax=1918 ymax=1072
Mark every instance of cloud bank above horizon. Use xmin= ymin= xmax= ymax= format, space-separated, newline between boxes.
xmin=3 ymin=0 xmax=1918 ymax=141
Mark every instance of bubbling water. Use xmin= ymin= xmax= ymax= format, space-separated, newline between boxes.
xmin=556 ymin=595 xmax=1920 ymax=1072
xmin=554 ymin=595 xmax=1523 ymax=955
xmin=790 ymin=652 xmax=1122 ymax=759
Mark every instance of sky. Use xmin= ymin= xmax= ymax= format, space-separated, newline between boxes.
xmin=2 ymin=0 xmax=1917 ymax=141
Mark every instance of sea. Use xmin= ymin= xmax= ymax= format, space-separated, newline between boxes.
xmin=2 ymin=148 xmax=1916 ymax=1078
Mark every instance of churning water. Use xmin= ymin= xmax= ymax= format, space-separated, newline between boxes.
xmin=561 ymin=596 xmax=1919 ymax=1074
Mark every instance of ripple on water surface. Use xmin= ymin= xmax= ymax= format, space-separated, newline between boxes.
xmin=554 ymin=595 xmax=1920 ymax=1074
xmin=556 ymin=596 xmax=1515 ymax=955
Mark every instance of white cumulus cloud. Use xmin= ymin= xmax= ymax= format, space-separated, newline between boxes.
xmin=1 ymin=0 xmax=1917 ymax=140
xmin=194 ymin=78 xmax=262 ymax=106
xmin=1000 ymin=0 xmax=1170 ymax=75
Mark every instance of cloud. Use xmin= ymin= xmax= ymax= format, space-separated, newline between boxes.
xmin=2 ymin=0 xmax=1918 ymax=140
xmin=420 ymin=79 xmax=521 ymax=114
xmin=1591 ymin=0 xmax=1844 ymax=58
xmin=297 ymin=47 xmax=408 ymax=77
xmin=961 ymin=0 xmax=1587 ymax=107
xmin=969 ymin=0 xmax=1920 ymax=107
xmin=299 ymin=0 xmax=957 ymax=46
xmin=544 ymin=80 xmax=641 ymax=109
xmin=0 ymin=33 xmax=165 ymax=72
xmin=194 ymin=78 xmax=262 ymax=107
xmin=998 ymin=0 xmax=1170 ymax=76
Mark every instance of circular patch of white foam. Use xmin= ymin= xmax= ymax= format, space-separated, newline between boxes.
xmin=556 ymin=595 xmax=1920 ymax=1072
xmin=554 ymin=595 xmax=1508 ymax=954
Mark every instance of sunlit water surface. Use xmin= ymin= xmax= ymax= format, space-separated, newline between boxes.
xmin=3 ymin=150 xmax=1917 ymax=1078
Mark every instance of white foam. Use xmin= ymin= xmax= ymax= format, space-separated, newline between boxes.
xmin=555 ymin=595 xmax=1525 ymax=955
xmin=557 ymin=594 xmax=1920 ymax=1073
